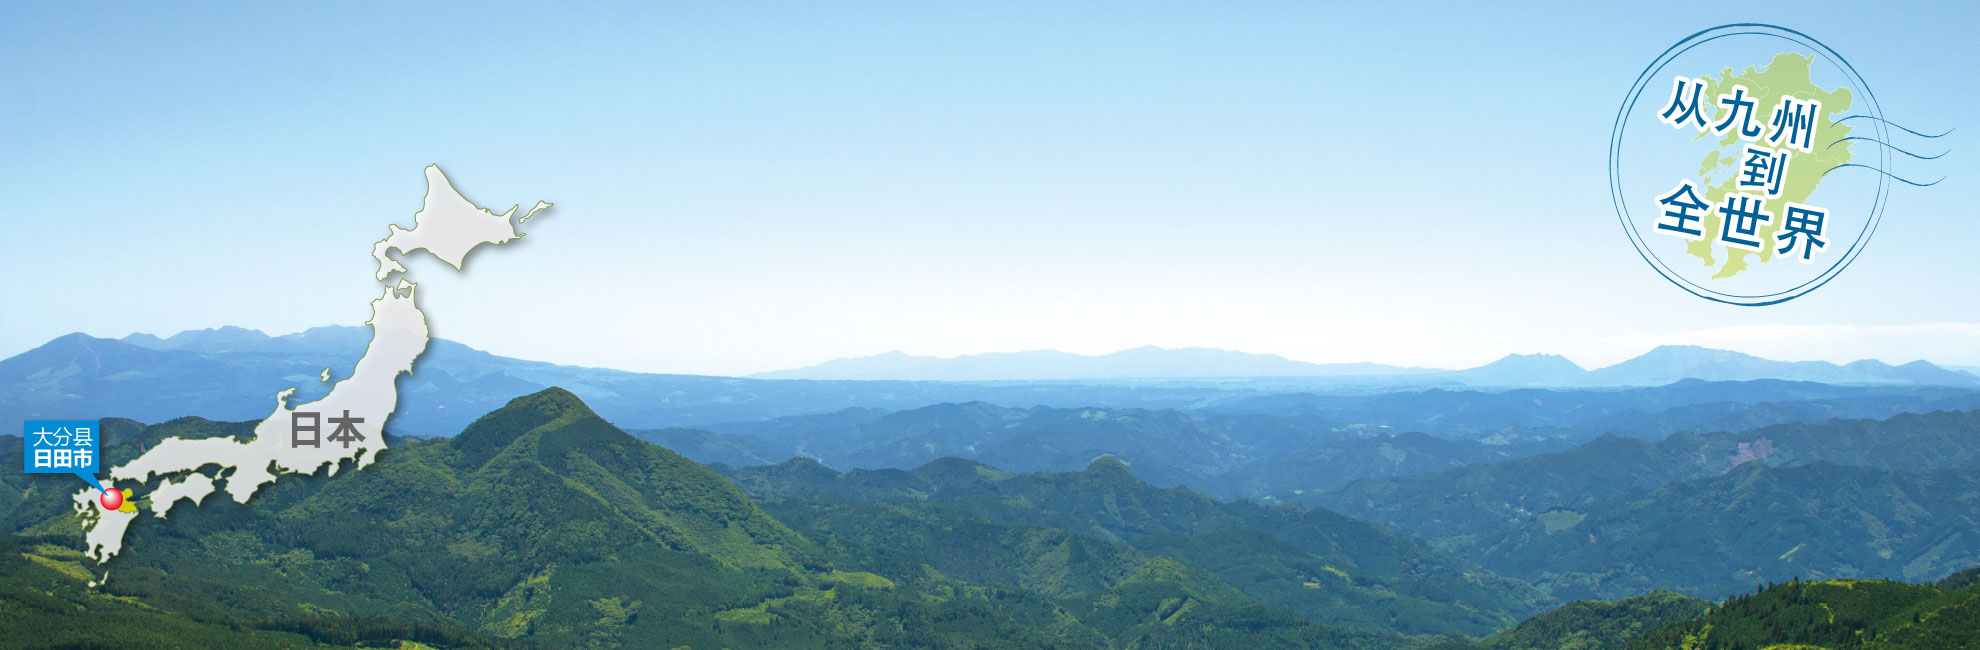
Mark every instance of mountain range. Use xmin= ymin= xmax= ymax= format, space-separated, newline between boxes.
xmin=0 ymin=327 xmax=1269 ymax=436
xmin=749 ymin=346 xmax=1443 ymax=380
xmin=1303 ymin=409 xmax=1980 ymax=601
xmin=755 ymin=344 xmax=1980 ymax=387
xmin=5 ymin=326 xmax=1979 ymax=439
xmin=649 ymin=383 xmax=1980 ymax=501
xmin=0 ymin=388 xmax=1527 ymax=648
xmin=5 ymin=388 xmax=1974 ymax=649
xmin=721 ymin=454 xmax=1549 ymax=637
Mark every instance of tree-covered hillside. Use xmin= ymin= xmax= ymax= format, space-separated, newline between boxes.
xmin=1 ymin=388 xmax=1429 ymax=649
xmin=6 ymin=389 xmax=1975 ymax=648
xmin=1425 ymin=590 xmax=1711 ymax=650
xmin=1307 ymin=410 xmax=1980 ymax=600
xmin=1624 ymin=576 xmax=1980 ymax=649
xmin=723 ymin=455 xmax=1550 ymax=637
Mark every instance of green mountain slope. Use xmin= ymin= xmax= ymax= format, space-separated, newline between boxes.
xmin=1306 ymin=410 xmax=1980 ymax=600
xmin=1314 ymin=410 xmax=1980 ymax=549
xmin=725 ymin=455 xmax=1551 ymax=637
xmin=1422 ymin=570 xmax=1980 ymax=650
xmin=4 ymin=390 xmax=1073 ymax=648
xmin=1426 ymin=591 xmax=1712 ymax=650
xmin=3 ymin=388 xmax=1442 ymax=649
xmin=0 ymin=533 xmax=530 ymax=649
xmin=1485 ymin=462 xmax=1980 ymax=601
xmin=1624 ymin=576 xmax=1980 ymax=649
xmin=682 ymin=384 xmax=1980 ymax=502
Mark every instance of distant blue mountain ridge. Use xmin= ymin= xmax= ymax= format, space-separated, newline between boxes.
xmin=1 ymin=325 xmax=1975 ymax=437
xmin=0 ymin=326 xmax=1337 ymax=436
xmin=750 ymin=346 xmax=1445 ymax=380
xmin=753 ymin=343 xmax=1980 ymax=387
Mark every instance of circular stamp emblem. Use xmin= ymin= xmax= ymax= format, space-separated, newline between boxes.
xmin=1610 ymin=24 xmax=1890 ymax=306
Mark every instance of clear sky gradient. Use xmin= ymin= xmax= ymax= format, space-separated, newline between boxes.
xmin=3 ymin=1 xmax=1977 ymax=376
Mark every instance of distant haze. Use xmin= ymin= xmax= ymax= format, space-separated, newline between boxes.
xmin=750 ymin=343 xmax=1980 ymax=386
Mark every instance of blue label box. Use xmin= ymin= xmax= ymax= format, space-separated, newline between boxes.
xmin=23 ymin=420 xmax=100 ymax=476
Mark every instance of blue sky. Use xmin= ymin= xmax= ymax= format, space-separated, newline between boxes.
xmin=3 ymin=1 xmax=1977 ymax=375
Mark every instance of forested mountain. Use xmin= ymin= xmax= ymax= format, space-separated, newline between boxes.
xmin=1308 ymin=410 xmax=1980 ymax=600
xmin=722 ymin=455 xmax=1550 ymax=637
xmin=2 ymin=389 xmax=1446 ymax=649
xmin=1488 ymin=462 xmax=1980 ymax=600
xmin=5 ymin=384 xmax=1977 ymax=647
xmin=1623 ymin=576 xmax=1980 ymax=649
xmin=1205 ymin=381 xmax=1980 ymax=443
xmin=1418 ymin=571 xmax=1980 ymax=650
xmin=1429 ymin=590 xmax=1711 ymax=650
xmin=663 ymin=388 xmax=1980 ymax=502
xmin=680 ymin=403 xmax=1584 ymax=497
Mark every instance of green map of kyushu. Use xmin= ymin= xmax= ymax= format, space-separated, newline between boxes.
xmin=1683 ymin=52 xmax=1853 ymax=279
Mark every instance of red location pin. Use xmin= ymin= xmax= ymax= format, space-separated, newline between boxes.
xmin=99 ymin=488 xmax=124 ymax=511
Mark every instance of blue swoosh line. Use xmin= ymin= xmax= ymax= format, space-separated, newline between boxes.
xmin=1820 ymin=163 xmax=1943 ymax=187
xmin=1826 ymin=136 xmax=1948 ymax=160
xmin=1829 ymin=114 xmax=1952 ymax=138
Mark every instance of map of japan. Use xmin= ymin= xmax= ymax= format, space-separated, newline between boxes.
xmin=70 ymin=166 xmax=551 ymax=570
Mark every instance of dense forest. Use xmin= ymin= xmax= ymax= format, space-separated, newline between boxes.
xmin=3 ymin=388 xmax=1975 ymax=649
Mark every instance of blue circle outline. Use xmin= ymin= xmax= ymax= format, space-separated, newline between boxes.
xmin=1608 ymin=24 xmax=1889 ymax=306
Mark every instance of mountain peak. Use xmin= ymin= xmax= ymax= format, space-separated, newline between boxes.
xmin=750 ymin=456 xmax=844 ymax=486
xmin=0 ymin=333 xmax=170 ymax=386
xmin=1582 ymin=345 xmax=1980 ymax=387
xmin=1638 ymin=344 xmax=1758 ymax=360
xmin=450 ymin=386 xmax=606 ymax=467
xmin=523 ymin=385 xmax=587 ymax=407
xmin=1645 ymin=344 xmax=1716 ymax=353
xmin=52 ymin=331 xmax=103 ymax=345
xmin=120 ymin=332 xmax=166 ymax=347
xmin=914 ymin=456 xmax=990 ymax=475
xmin=1481 ymin=352 xmax=1583 ymax=368
xmin=166 ymin=325 xmax=271 ymax=345
xmin=1085 ymin=454 xmax=1134 ymax=476
xmin=1451 ymin=352 xmax=1588 ymax=386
